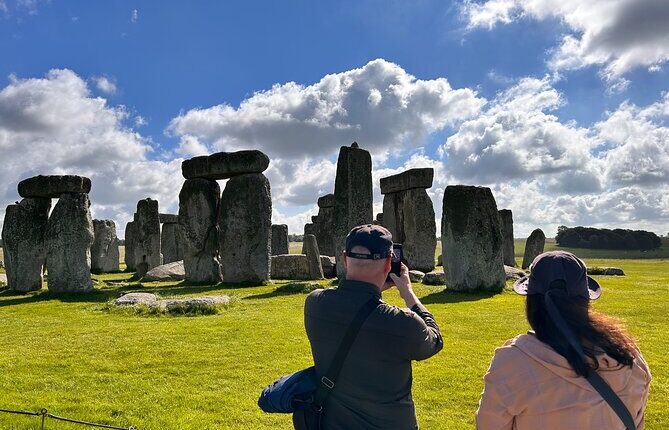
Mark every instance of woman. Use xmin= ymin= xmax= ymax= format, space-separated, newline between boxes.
xmin=476 ymin=251 xmax=651 ymax=429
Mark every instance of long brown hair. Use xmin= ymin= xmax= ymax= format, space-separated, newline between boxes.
xmin=526 ymin=280 xmax=639 ymax=377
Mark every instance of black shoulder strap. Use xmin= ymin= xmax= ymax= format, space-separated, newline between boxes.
xmin=545 ymin=292 xmax=636 ymax=430
xmin=312 ymin=297 xmax=380 ymax=409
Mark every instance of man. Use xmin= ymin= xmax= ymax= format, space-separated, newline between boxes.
xmin=303 ymin=224 xmax=443 ymax=429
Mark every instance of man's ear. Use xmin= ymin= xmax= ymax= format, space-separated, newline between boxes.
xmin=342 ymin=251 xmax=348 ymax=271
xmin=384 ymin=256 xmax=392 ymax=273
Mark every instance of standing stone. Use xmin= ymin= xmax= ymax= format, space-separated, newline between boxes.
xmin=381 ymin=168 xmax=436 ymax=273
xmin=315 ymin=194 xmax=335 ymax=256
xmin=374 ymin=213 xmax=384 ymax=225
xmin=441 ymin=185 xmax=505 ymax=292
xmin=133 ymin=198 xmax=162 ymax=276
xmin=161 ymin=222 xmax=184 ymax=264
xmin=1 ymin=198 xmax=51 ymax=292
xmin=271 ymin=224 xmax=289 ymax=255
xmin=499 ymin=209 xmax=516 ymax=267
xmin=218 ymin=173 xmax=272 ymax=283
xmin=333 ymin=144 xmax=373 ymax=277
xmin=303 ymin=234 xmax=324 ymax=280
xmin=302 ymin=223 xmax=315 ymax=254
xmin=124 ymin=220 xmax=137 ymax=271
xmin=522 ymin=228 xmax=546 ymax=269
xmin=46 ymin=193 xmax=94 ymax=292
xmin=178 ymin=178 xmax=222 ymax=283
xmin=91 ymin=219 xmax=120 ymax=273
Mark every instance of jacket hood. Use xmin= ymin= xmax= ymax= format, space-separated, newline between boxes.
xmin=511 ymin=333 xmax=641 ymax=393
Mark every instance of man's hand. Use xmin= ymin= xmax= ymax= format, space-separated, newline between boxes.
xmin=390 ymin=263 xmax=419 ymax=308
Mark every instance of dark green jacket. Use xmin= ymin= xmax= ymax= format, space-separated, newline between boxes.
xmin=304 ymin=279 xmax=443 ymax=430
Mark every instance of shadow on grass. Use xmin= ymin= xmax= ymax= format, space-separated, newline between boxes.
xmin=246 ymin=281 xmax=324 ymax=300
xmin=0 ymin=286 xmax=133 ymax=307
xmin=420 ymin=288 xmax=500 ymax=304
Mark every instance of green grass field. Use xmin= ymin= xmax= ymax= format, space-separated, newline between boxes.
xmin=0 ymin=244 xmax=667 ymax=429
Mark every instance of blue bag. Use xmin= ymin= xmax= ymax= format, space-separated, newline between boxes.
xmin=258 ymin=366 xmax=318 ymax=413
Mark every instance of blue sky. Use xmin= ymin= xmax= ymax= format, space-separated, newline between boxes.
xmin=1 ymin=0 xmax=668 ymax=237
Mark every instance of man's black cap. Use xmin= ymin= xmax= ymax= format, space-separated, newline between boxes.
xmin=345 ymin=224 xmax=393 ymax=260
xmin=513 ymin=251 xmax=602 ymax=300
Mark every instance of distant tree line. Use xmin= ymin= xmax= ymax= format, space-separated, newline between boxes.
xmin=556 ymin=226 xmax=662 ymax=250
xmin=288 ymin=234 xmax=303 ymax=242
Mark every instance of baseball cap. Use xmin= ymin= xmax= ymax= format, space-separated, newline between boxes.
xmin=513 ymin=251 xmax=602 ymax=300
xmin=345 ymin=224 xmax=393 ymax=260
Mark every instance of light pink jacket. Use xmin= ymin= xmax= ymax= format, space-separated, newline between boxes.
xmin=476 ymin=333 xmax=651 ymax=429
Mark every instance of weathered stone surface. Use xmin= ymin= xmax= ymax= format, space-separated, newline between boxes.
xmin=441 ymin=186 xmax=505 ymax=292
xmin=505 ymin=265 xmax=526 ymax=280
xmin=302 ymin=223 xmax=315 ymax=254
xmin=522 ymin=229 xmax=546 ymax=269
xmin=18 ymin=175 xmax=91 ymax=198
xmin=91 ymin=219 xmax=120 ymax=273
xmin=499 ymin=209 xmax=516 ymax=267
xmin=320 ymin=255 xmax=336 ymax=278
xmin=409 ymin=270 xmax=425 ymax=282
xmin=304 ymin=234 xmax=324 ymax=280
xmin=143 ymin=260 xmax=185 ymax=281
xmin=114 ymin=292 xmax=160 ymax=306
xmin=271 ymin=224 xmax=289 ymax=256
xmin=218 ymin=173 xmax=272 ymax=283
xmin=46 ymin=193 xmax=94 ymax=292
xmin=423 ymin=271 xmax=446 ymax=286
xmin=114 ymin=292 xmax=229 ymax=310
xmin=270 ymin=254 xmax=311 ymax=280
xmin=380 ymin=168 xmax=434 ymax=195
xmin=374 ymin=212 xmax=384 ymax=225
xmin=311 ymin=216 xmax=319 ymax=223
xmin=159 ymin=213 xmax=179 ymax=224
xmin=161 ymin=222 xmax=184 ymax=264
xmin=315 ymin=202 xmax=335 ymax=256
xmin=133 ymin=198 xmax=162 ymax=276
xmin=1 ymin=198 xmax=50 ymax=292
xmin=333 ymin=145 xmax=373 ymax=277
xmin=124 ymin=220 xmax=137 ymax=271
xmin=181 ymin=150 xmax=270 ymax=180
xmin=178 ymin=178 xmax=222 ymax=283
xmin=317 ymin=193 xmax=335 ymax=208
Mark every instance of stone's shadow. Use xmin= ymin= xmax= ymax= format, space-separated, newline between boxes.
xmin=0 ymin=287 xmax=122 ymax=307
xmin=420 ymin=288 xmax=500 ymax=304
xmin=246 ymin=281 xmax=324 ymax=300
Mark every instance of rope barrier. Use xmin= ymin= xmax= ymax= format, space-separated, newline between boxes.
xmin=0 ymin=407 xmax=136 ymax=430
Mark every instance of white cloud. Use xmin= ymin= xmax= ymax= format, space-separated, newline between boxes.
xmin=0 ymin=69 xmax=183 ymax=238
xmin=131 ymin=9 xmax=138 ymax=23
xmin=462 ymin=0 xmax=669 ymax=85
xmin=0 ymin=1 xmax=8 ymax=14
xmin=93 ymin=76 xmax=117 ymax=95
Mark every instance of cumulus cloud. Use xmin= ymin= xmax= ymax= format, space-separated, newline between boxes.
xmin=168 ymin=59 xmax=485 ymax=160
xmin=93 ymin=76 xmax=117 ymax=95
xmin=462 ymin=0 xmax=669 ymax=85
xmin=0 ymin=69 xmax=183 ymax=237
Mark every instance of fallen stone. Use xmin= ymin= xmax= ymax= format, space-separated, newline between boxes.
xmin=133 ymin=198 xmax=162 ymax=275
xmin=91 ymin=219 xmax=120 ymax=273
xmin=18 ymin=175 xmax=91 ymax=198
xmin=143 ymin=260 xmax=186 ymax=281
xmin=317 ymin=194 xmax=335 ymax=208
xmin=304 ymin=234 xmax=324 ymax=280
xmin=499 ymin=209 xmax=516 ymax=267
xmin=409 ymin=270 xmax=425 ymax=282
xmin=522 ymin=229 xmax=546 ymax=269
xmin=271 ymin=254 xmax=311 ymax=280
xmin=113 ymin=292 xmax=229 ymax=311
xmin=159 ymin=213 xmax=179 ymax=224
xmin=423 ymin=271 xmax=446 ymax=286
xmin=178 ymin=178 xmax=222 ymax=283
xmin=504 ymin=265 xmax=526 ymax=280
xmin=218 ymin=173 xmax=272 ymax=283
xmin=588 ymin=267 xmax=625 ymax=276
xmin=380 ymin=168 xmax=434 ymax=194
xmin=161 ymin=222 xmax=184 ymax=264
xmin=271 ymin=224 xmax=289 ymax=256
xmin=441 ymin=185 xmax=505 ymax=292
xmin=181 ymin=150 xmax=270 ymax=180
xmin=46 ymin=193 xmax=94 ymax=292
xmin=1 ymin=197 xmax=50 ymax=292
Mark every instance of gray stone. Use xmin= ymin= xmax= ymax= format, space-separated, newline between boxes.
xmin=114 ymin=292 xmax=160 ymax=306
xmin=161 ymin=222 xmax=184 ymax=264
xmin=91 ymin=219 xmax=120 ymax=273
xmin=218 ymin=173 xmax=272 ymax=283
xmin=159 ymin=213 xmax=179 ymax=224
xmin=409 ymin=270 xmax=425 ymax=282
xmin=522 ymin=229 xmax=546 ymax=269
xmin=271 ymin=224 xmax=289 ymax=256
xmin=1 ymin=198 xmax=50 ymax=292
xmin=505 ymin=265 xmax=526 ymax=280
xmin=143 ymin=260 xmax=185 ymax=281
xmin=333 ymin=145 xmax=373 ymax=277
xmin=270 ymin=254 xmax=311 ymax=280
xmin=178 ymin=178 xmax=223 ymax=283
xmin=124 ymin=220 xmax=137 ymax=271
xmin=46 ymin=193 xmax=94 ymax=292
xmin=133 ymin=198 xmax=162 ymax=276
xmin=311 ymin=216 xmax=319 ymax=223
xmin=588 ymin=267 xmax=626 ymax=276
xmin=302 ymin=223 xmax=315 ymax=254
xmin=18 ymin=175 xmax=91 ymax=198
xmin=114 ymin=292 xmax=229 ymax=310
xmin=304 ymin=234 xmax=324 ymax=280
xmin=423 ymin=271 xmax=446 ymax=286
xmin=441 ymin=186 xmax=505 ymax=292
xmin=374 ymin=212 xmax=384 ymax=225
xmin=317 ymin=193 xmax=335 ymax=208
xmin=380 ymin=168 xmax=434 ymax=195
xmin=498 ymin=210 xmax=516 ymax=267
xmin=315 ymin=202 xmax=335 ymax=256
xmin=320 ymin=255 xmax=336 ymax=278
xmin=383 ymin=187 xmax=436 ymax=273
xmin=181 ymin=150 xmax=270 ymax=180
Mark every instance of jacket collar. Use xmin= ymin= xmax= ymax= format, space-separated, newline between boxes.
xmin=338 ymin=279 xmax=382 ymax=298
